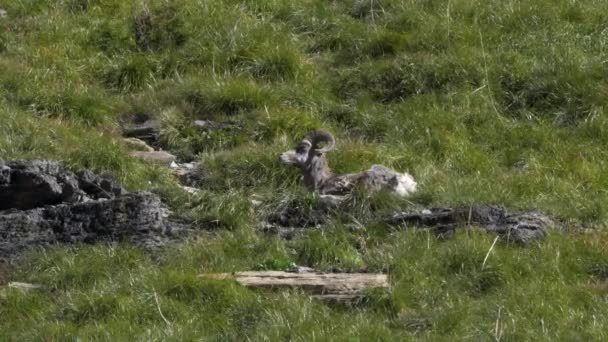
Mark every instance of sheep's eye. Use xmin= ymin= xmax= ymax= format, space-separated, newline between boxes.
xmin=295 ymin=144 xmax=309 ymax=154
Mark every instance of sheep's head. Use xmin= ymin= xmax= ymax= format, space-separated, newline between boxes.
xmin=279 ymin=130 xmax=335 ymax=169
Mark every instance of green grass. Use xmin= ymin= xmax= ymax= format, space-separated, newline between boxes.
xmin=1 ymin=0 xmax=608 ymax=339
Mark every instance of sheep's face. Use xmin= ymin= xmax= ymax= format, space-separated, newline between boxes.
xmin=279 ymin=140 xmax=314 ymax=168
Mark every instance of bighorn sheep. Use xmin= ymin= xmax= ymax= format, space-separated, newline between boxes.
xmin=279 ymin=130 xmax=417 ymax=199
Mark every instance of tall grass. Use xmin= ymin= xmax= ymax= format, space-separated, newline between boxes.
xmin=1 ymin=0 xmax=608 ymax=339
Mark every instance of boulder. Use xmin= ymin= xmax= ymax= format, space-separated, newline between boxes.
xmin=0 ymin=160 xmax=189 ymax=259
xmin=0 ymin=192 xmax=185 ymax=259
xmin=0 ymin=160 xmax=120 ymax=210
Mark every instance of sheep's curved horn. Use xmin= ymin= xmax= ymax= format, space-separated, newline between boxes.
xmin=305 ymin=129 xmax=335 ymax=153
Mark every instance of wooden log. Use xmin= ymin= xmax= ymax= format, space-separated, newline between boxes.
xmin=200 ymin=271 xmax=389 ymax=303
xmin=129 ymin=151 xmax=177 ymax=166
xmin=8 ymin=282 xmax=44 ymax=291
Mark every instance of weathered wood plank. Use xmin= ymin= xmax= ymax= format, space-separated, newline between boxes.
xmin=8 ymin=282 xmax=44 ymax=291
xmin=200 ymin=271 xmax=389 ymax=303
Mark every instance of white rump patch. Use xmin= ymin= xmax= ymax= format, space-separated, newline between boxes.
xmin=393 ymin=172 xmax=417 ymax=197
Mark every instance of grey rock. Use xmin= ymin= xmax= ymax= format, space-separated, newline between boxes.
xmin=0 ymin=160 xmax=119 ymax=210
xmin=171 ymin=162 xmax=203 ymax=186
xmin=0 ymin=160 xmax=190 ymax=259
xmin=266 ymin=200 xmax=327 ymax=231
xmin=0 ymin=164 xmax=11 ymax=184
xmin=387 ymin=204 xmax=551 ymax=244
xmin=0 ymin=8 xmax=6 ymax=18
xmin=0 ymin=192 xmax=188 ymax=259
xmin=121 ymin=112 xmax=161 ymax=146
xmin=123 ymin=119 xmax=160 ymax=140
xmin=76 ymin=169 xmax=123 ymax=200
xmin=123 ymin=137 xmax=155 ymax=152
xmin=129 ymin=150 xmax=177 ymax=166
xmin=0 ymin=259 xmax=11 ymax=285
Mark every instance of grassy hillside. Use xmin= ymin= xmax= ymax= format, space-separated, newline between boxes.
xmin=1 ymin=0 xmax=608 ymax=339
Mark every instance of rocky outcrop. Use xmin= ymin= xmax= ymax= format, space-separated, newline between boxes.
xmin=0 ymin=160 xmax=121 ymax=210
xmin=262 ymin=199 xmax=552 ymax=243
xmin=387 ymin=204 xmax=552 ymax=244
xmin=121 ymin=112 xmax=161 ymax=147
xmin=0 ymin=160 xmax=189 ymax=259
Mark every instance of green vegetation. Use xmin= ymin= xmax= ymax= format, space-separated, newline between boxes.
xmin=1 ymin=0 xmax=608 ymax=339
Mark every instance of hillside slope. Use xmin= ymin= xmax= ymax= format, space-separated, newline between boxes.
xmin=1 ymin=0 xmax=608 ymax=340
